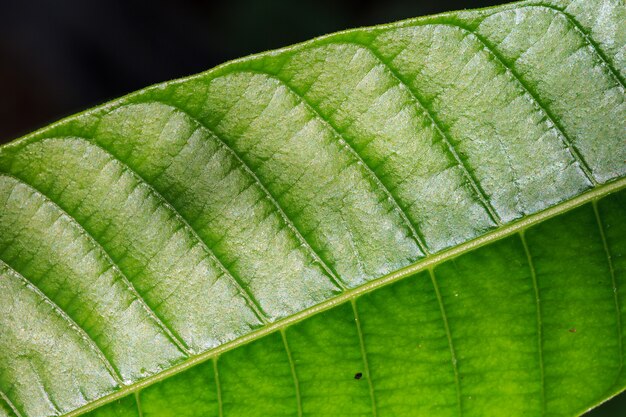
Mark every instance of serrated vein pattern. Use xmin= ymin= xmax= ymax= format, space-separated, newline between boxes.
xmin=0 ymin=259 xmax=122 ymax=384
xmin=0 ymin=170 xmax=193 ymax=357
xmin=0 ymin=1 xmax=624 ymax=416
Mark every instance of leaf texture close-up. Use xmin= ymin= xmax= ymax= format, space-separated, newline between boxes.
xmin=0 ymin=0 xmax=625 ymax=416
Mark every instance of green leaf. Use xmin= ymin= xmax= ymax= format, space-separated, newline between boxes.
xmin=0 ymin=0 xmax=624 ymax=416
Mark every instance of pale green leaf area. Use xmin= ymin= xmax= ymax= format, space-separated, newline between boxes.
xmin=0 ymin=0 xmax=624 ymax=416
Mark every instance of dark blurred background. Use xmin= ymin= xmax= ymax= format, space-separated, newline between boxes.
xmin=0 ymin=0 xmax=517 ymax=143
xmin=0 ymin=1 xmax=624 ymax=414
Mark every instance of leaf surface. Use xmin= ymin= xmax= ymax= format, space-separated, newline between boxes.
xmin=0 ymin=1 xmax=625 ymax=416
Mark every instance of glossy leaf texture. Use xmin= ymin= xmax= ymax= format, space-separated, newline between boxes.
xmin=0 ymin=0 xmax=625 ymax=416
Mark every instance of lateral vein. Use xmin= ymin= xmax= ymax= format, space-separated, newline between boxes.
xmin=351 ymin=299 xmax=378 ymax=417
xmin=520 ymin=231 xmax=545 ymax=416
xmin=428 ymin=268 xmax=462 ymax=417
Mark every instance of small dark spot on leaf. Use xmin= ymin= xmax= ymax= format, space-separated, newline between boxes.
xmin=569 ymin=327 xmax=576 ymax=333
xmin=354 ymin=372 xmax=363 ymax=380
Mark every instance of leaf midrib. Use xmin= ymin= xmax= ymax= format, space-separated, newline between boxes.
xmin=59 ymin=176 xmax=626 ymax=417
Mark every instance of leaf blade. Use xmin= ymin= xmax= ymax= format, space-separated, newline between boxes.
xmin=0 ymin=0 xmax=624 ymax=416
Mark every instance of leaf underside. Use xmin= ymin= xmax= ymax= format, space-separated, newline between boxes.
xmin=0 ymin=0 xmax=625 ymax=416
